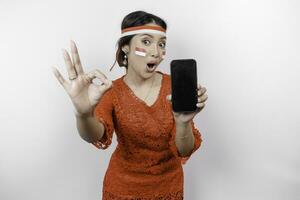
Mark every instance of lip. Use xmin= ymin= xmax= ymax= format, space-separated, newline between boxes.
xmin=147 ymin=60 xmax=159 ymax=65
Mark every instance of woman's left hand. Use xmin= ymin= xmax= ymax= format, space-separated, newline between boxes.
xmin=167 ymin=84 xmax=208 ymax=124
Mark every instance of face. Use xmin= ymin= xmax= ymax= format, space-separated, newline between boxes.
xmin=122 ymin=23 xmax=167 ymax=79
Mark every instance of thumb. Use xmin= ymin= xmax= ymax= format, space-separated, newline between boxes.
xmin=98 ymin=79 xmax=113 ymax=93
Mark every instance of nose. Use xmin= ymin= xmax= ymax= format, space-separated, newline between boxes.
xmin=150 ymin=44 xmax=159 ymax=58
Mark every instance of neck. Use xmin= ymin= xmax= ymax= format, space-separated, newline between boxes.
xmin=125 ymin=67 xmax=156 ymax=87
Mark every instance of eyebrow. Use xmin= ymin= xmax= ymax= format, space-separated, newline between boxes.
xmin=140 ymin=34 xmax=166 ymax=40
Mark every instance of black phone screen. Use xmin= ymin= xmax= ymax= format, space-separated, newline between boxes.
xmin=171 ymin=59 xmax=198 ymax=112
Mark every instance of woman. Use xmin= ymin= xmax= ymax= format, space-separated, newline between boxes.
xmin=52 ymin=10 xmax=208 ymax=200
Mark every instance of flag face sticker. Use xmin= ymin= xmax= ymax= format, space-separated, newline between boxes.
xmin=135 ymin=47 xmax=146 ymax=57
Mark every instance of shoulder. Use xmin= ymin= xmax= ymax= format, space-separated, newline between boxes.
xmin=161 ymin=71 xmax=171 ymax=79
xmin=106 ymin=76 xmax=123 ymax=93
xmin=102 ymin=76 xmax=126 ymax=102
xmin=99 ymin=81 xmax=117 ymax=104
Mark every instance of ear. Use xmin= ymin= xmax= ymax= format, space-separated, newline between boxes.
xmin=122 ymin=45 xmax=130 ymax=54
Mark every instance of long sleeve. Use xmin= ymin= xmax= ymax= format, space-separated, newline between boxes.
xmin=169 ymin=120 xmax=203 ymax=165
xmin=92 ymin=88 xmax=115 ymax=150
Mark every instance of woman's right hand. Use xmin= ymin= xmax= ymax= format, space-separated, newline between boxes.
xmin=52 ymin=40 xmax=112 ymax=116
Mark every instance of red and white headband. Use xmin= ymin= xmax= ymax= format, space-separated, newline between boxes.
xmin=121 ymin=25 xmax=166 ymax=37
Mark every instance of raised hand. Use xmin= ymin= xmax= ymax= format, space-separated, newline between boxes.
xmin=166 ymin=84 xmax=208 ymax=124
xmin=52 ymin=40 xmax=112 ymax=116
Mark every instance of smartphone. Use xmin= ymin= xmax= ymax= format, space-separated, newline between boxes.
xmin=170 ymin=59 xmax=198 ymax=112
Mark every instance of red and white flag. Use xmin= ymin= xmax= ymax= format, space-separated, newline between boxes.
xmin=135 ymin=47 xmax=146 ymax=57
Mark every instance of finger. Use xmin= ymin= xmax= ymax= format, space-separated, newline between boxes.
xmin=198 ymin=87 xmax=207 ymax=96
xmin=87 ymin=69 xmax=109 ymax=84
xmin=86 ymin=69 xmax=111 ymax=92
xmin=70 ymin=40 xmax=84 ymax=75
xmin=52 ymin=66 xmax=68 ymax=89
xmin=62 ymin=48 xmax=77 ymax=80
xmin=198 ymin=94 xmax=208 ymax=103
xmin=98 ymin=79 xmax=113 ymax=92
xmin=198 ymin=83 xmax=202 ymax=89
xmin=196 ymin=102 xmax=205 ymax=108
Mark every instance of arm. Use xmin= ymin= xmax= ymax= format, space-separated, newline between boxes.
xmin=166 ymin=82 xmax=206 ymax=164
xmin=75 ymin=112 xmax=105 ymax=143
xmin=175 ymin=121 xmax=195 ymax=157
xmin=169 ymin=120 xmax=202 ymax=165
xmin=52 ymin=40 xmax=113 ymax=145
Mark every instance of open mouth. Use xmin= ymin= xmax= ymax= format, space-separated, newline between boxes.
xmin=146 ymin=61 xmax=158 ymax=72
xmin=147 ymin=63 xmax=156 ymax=68
xmin=146 ymin=63 xmax=157 ymax=72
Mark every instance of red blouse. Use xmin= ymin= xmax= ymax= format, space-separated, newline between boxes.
xmin=92 ymin=71 xmax=202 ymax=199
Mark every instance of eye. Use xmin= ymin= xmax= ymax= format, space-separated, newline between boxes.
xmin=159 ymin=42 xmax=166 ymax=48
xmin=142 ymin=39 xmax=151 ymax=46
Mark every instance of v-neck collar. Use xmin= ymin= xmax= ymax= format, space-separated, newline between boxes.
xmin=121 ymin=71 xmax=165 ymax=109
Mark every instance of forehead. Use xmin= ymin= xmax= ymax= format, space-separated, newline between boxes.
xmin=136 ymin=33 xmax=166 ymax=40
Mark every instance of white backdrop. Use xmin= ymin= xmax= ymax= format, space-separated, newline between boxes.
xmin=0 ymin=0 xmax=299 ymax=199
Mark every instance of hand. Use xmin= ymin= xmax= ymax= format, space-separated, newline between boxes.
xmin=52 ymin=40 xmax=112 ymax=116
xmin=166 ymin=84 xmax=208 ymax=124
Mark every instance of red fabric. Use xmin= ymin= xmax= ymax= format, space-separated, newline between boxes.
xmin=92 ymin=71 xmax=202 ymax=199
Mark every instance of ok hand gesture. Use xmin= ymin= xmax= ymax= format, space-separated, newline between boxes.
xmin=52 ymin=41 xmax=112 ymax=116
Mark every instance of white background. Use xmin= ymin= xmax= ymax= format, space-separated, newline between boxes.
xmin=0 ymin=0 xmax=299 ymax=199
